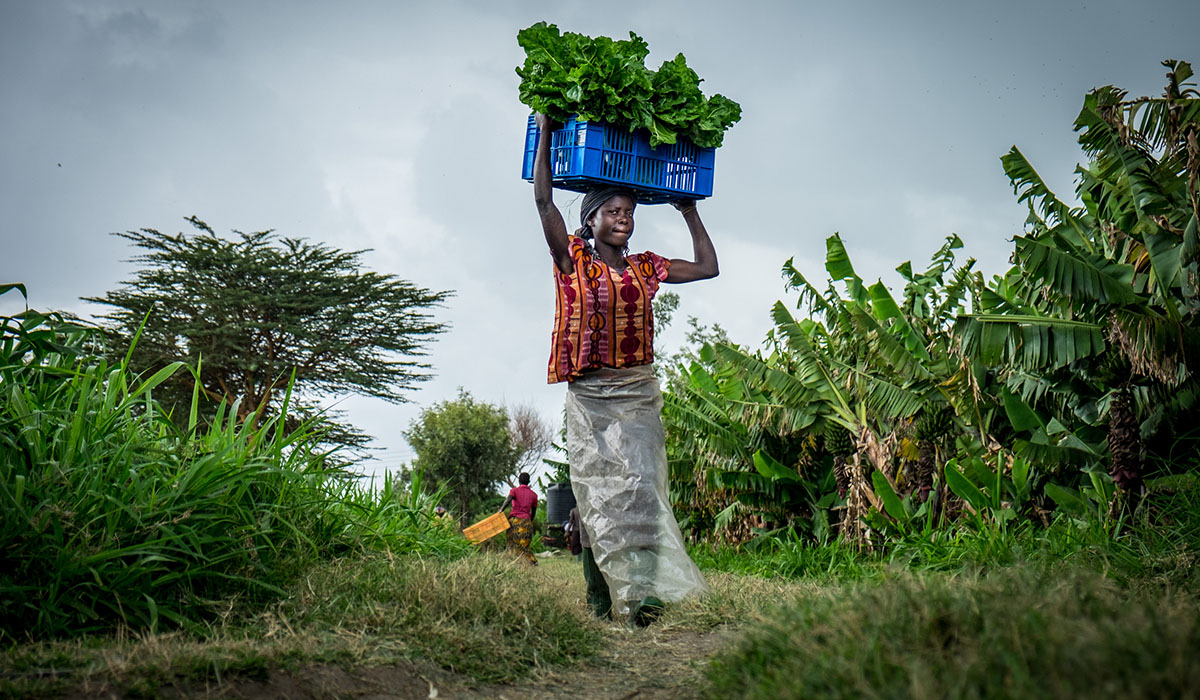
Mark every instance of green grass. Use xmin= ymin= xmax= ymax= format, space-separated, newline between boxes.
xmin=696 ymin=480 xmax=1200 ymax=698
xmin=271 ymin=553 xmax=602 ymax=680
xmin=690 ymin=534 xmax=874 ymax=582
xmin=5 ymin=508 xmax=1199 ymax=698
xmin=703 ymin=564 xmax=1200 ymax=699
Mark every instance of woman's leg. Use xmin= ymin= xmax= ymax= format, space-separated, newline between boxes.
xmin=567 ymin=367 xmax=709 ymax=615
xmin=506 ymin=516 xmax=537 ymax=564
xmin=581 ymin=546 xmax=612 ymax=619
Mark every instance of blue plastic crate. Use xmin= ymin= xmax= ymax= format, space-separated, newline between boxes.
xmin=521 ymin=115 xmax=716 ymax=204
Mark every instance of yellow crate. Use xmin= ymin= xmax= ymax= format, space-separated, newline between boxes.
xmin=463 ymin=512 xmax=510 ymax=543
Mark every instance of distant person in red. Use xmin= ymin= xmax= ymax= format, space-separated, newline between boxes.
xmin=500 ymin=472 xmax=539 ymax=565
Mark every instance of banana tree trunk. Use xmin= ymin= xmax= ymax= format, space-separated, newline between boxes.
xmin=841 ymin=427 xmax=890 ymax=548
xmin=833 ymin=455 xmax=849 ymax=498
xmin=843 ymin=453 xmax=872 ymax=547
xmin=914 ymin=439 xmax=937 ymax=503
xmin=1107 ymin=387 xmax=1143 ymax=512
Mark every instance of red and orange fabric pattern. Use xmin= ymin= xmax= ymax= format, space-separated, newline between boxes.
xmin=548 ymin=236 xmax=671 ymax=384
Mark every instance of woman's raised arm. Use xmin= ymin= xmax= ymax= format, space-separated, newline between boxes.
xmin=533 ymin=114 xmax=573 ymax=274
xmin=664 ymin=199 xmax=719 ymax=283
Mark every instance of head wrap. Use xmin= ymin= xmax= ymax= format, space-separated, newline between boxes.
xmin=577 ymin=187 xmax=637 ymax=240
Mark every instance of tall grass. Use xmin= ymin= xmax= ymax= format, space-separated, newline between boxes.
xmin=0 ymin=291 xmax=467 ymax=642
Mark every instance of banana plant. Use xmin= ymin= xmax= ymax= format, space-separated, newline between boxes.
xmin=861 ymin=469 xmax=935 ymax=538
xmin=943 ymin=453 xmax=1037 ymax=529
xmin=665 ymin=62 xmax=1199 ymax=542
xmin=1043 ymin=468 xmax=1117 ymax=522
xmin=663 ymin=233 xmax=980 ymax=545
xmin=955 ymin=61 xmax=1200 ymax=508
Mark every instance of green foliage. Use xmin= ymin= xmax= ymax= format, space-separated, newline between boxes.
xmin=515 ymin=21 xmax=741 ymax=147
xmin=404 ymin=389 xmax=522 ymax=520
xmin=657 ymin=300 xmax=731 ymax=392
xmin=651 ymin=290 xmax=680 ymax=343
xmin=1043 ymin=468 xmax=1117 ymax=521
xmin=862 ymin=469 xmax=933 ymax=537
xmin=0 ymin=289 xmax=467 ymax=641
xmin=938 ymin=454 xmax=1037 ymax=530
xmin=85 ymin=217 xmax=452 ymax=451
xmin=663 ymin=231 xmax=979 ymax=544
xmin=692 ymin=467 xmax=1200 ymax=584
xmin=539 ymin=439 xmax=570 ymax=487
xmin=663 ymin=60 xmax=1200 ymax=551
xmin=328 ymin=468 xmax=473 ymax=559
xmin=689 ymin=536 xmax=873 ymax=583
xmin=957 ymin=60 xmax=1200 ymax=463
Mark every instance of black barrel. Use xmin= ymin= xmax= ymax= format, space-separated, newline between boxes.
xmin=544 ymin=482 xmax=576 ymax=526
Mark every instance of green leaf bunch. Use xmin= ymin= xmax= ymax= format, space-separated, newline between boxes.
xmin=515 ymin=21 xmax=741 ymax=148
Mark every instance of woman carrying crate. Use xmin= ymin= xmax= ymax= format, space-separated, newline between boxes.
xmin=499 ymin=472 xmax=539 ymax=565
xmin=532 ymin=114 xmax=717 ymax=626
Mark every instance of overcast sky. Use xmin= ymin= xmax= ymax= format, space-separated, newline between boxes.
xmin=3 ymin=0 xmax=1197 ymax=483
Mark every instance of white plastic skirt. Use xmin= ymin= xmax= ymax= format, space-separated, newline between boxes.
xmin=566 ymin=365 xmax=710 ymax=614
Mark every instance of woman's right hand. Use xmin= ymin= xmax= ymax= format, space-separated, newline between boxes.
xmin=671 ymin=199 xmax=698 ymax=214
xmin=535 ymin=113 xmax=560 ymax=133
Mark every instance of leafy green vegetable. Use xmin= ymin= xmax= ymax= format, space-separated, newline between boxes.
xmin=515 ymin=22 xmax=741 ymax=148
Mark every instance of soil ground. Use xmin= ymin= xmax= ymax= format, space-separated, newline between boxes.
xmin=452 ymin=624 xmax=737 ymax=700
xmin=89 ymin=623 xmax=736 ymax=700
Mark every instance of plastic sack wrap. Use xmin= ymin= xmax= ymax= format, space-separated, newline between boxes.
xmin=566 ymin=366 xmax=710 ymax=615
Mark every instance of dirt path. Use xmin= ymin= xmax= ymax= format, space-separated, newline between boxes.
xmin=167 ymin=623 xmax=738 ymax=700
xmin=455 ymin=624 xmax=738 ymax=700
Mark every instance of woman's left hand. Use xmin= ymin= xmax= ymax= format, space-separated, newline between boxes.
xmin=535 ymin=113 xmax=561 ymax=133
xmin=664 ymin=199 xmax=718 ymax=283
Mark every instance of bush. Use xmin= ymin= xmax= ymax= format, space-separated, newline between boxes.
xmin=0 ymin=292 xmax=468 ymax=641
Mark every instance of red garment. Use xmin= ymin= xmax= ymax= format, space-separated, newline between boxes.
xmin=507 ymin=484 xmax=538 ymax=521
xmin=547 ymin=236 xmax=671 ymax=384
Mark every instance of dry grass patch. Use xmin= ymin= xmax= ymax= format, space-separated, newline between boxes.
xmin=0 ymin=552 xmax=602 ymax=698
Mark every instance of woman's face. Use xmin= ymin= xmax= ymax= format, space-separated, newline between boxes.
xmin=588 ymin=194 xmax=636 ymax=249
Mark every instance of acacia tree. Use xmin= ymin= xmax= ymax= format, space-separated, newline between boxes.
xmin=404 ymin=390 xmax=522 ymax=518
xmin=87 ymin=216 xmax=452 ymax=448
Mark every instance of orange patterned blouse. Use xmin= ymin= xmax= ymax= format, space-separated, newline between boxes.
xmin=548 ymin=236 xmax=672 ymax=384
